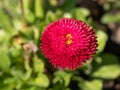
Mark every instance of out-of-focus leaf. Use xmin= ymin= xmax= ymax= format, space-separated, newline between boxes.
xmin=33 ymin=55 xmax=44 ymax=73
xmin=0 ymin=52 xmax=11 ymax=72
xmin=101 ymin=53 xmax=119 ymax=65
xmin=3 ymin=77 xmax=18 ymax=90
xmin=101 ymin=13 xmax=120 ymax=24
xmin=0 ymin=30 xmax=9 ymax=43
xmin=9 ymin=47 xmax=23 ymax=65
xmin=61 ymin=0 xmax=76 ymax=11
xmin=96 ymin=30 xmax=108 ymax=52
xmin=112 ymin=1 xmax=120 ymax=9
xmin=33 ymin=73 xmax=49 ymax=87
xmin=79 ymin=80 xmax=103 ymax=90
xmin=35 ymin=0 xmax=44 ymax=18
xmin=19 ymin=27 xmax=34 ymax=40
xmin=81 ymin=60 xmax=92 ymax=75
xmin=0 ymin=9 xmax=13 ymax=33
xmin=63 ymin=13 xmax=72 ymax=18
xmin=71 ymin=8 xmax=90 ymax=21
xmin=25 ymin=10 xmax=35 ymax=24
xmin=22 ymin=0 xmax=35 ymax=23
xmin=45 ymin=11 xmax=57 ymax=24
xmin=13 ymin=19 xmax=24 ymax=31
xmin=104 ymin=1 xmax=120 ymax=11
xmin=10 ymin=68 xmax=25 ymax=89
xmin=49 ymin=0 xmax=58 ymax=6
xmin=11 ymin=67 xmax=25 ymax=81
xmin=49 ymin=81 xmax=70 ymax=90
xmin=24 ymin=60 xmax=32 ymax=80
xmin=55 ymin=9 xmax=63 ymax=18
xmin=92 ymin=65 xmax=120 ymax=79
xmin=54 ymin=71 xmax=72 ymax=87
xmin=38 ymin=22 xmax=46 ymax=37
xmin=21 ymin=87 xmax=43 ymax=90
xmin=92 ymin=53 xmax=120 ymax=79
xmin=23 ymin=0 xmax=29 ymax=10
xmin=0 ymin=83 xmax=14 ymax=90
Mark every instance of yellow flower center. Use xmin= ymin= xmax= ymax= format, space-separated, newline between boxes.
xmin=66 ymin=34 xmax=73 ymax=45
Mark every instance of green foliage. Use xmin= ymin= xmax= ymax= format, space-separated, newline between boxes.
xmin=0 ymin=9 xmax=13 ymax=33
xmin=53 ymin=71 xmax=72 ymax=87
xmin=96 ymin=30 xmax=108 ymax=53
xmin=92 ymin=54 xmax=120 ymax=79
xmin=101 ymin=13 xmax=120 ymax=24
xmin=71 ymin=8 xmax=90 ymax=21
xmin=32 ymin=73 xmax=49 ymax=87
xmin=0 ymin=51 xmax=11 ymax=72
xmin=79 ymin=80 xmax=103 ymax=90
xmin=34 ymin=0 xmax=44 ymax=18
xmin=0 ymin=0 xmax=120 ymax=90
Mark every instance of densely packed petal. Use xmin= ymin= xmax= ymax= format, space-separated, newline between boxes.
xmin=41 ymin=18 xmax=98 ymax=70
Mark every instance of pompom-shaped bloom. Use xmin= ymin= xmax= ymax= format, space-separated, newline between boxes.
xmin=41 ymin=18 xmax=98 ymax=70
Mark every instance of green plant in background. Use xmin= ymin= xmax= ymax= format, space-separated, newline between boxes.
xmin=0 ymin=0 xmax=120 ymax=90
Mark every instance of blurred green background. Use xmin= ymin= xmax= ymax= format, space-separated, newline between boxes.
xmin=0 ymin=0 xmax=120 ymax=90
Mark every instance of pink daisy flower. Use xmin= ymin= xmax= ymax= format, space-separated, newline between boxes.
xmin=41 ymin=18 xmax=98 ymax=70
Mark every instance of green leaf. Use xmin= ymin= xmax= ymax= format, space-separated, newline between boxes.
xmin=23 ymin=0 xmax=35 ymax=23
xmin=101 ymin=53 xmax=119 ymax=65
xmin=33 ymin=73 xmax=49 ymax=87
xmin=34 ymin=0 xmax=44 ymax=18
xmin=92 ymin=53 xmax=120 ymax=79
xmin=0 ymin=9 xmax=13 ymax=33
xmin=49 ymin=0 xmax=58 ymax=6
xmin=3 ymin=77 xmax=17 ymax=90
xmin=96 ymin=30 xmax=108 ymax=52
xmin=5 ymin=68 xmax=25 ymax=89
xmin=0 ymin=30 xmax=9 ymax=43
xmin=0 ymin=52 xmax=11 ymax=72
xmin=19 ymin=28 xmax=34 ymax=40
xmin=101 ymin=13 xmax=120 ymax=24
xmin=11 ymin=67 xmax=25 ymax=81
xmin=33 ymin=56 xmax=44 ymax=73
xmin=71 ymin=8 xmax=90 ymax=21
xmin=23 ymin=0 xmax=30 ymax=10
xmin=54 ymin=71 xmax=72 ymax=87
xmin=79 ymin=80 xmax=103 ymax=90
xmin=25 ymin=10 xmax=35 ymax=24
xmin=21 ymin=87 xmax=43 ymax=90
xmin=24 ymin=60 xmax=32 ymax=80
xmin=92 ymin=65 xmax=120 ymax=79
xmin=45 ymin=11 xmax=57 ymax=24
xmin=61 ymin=0 xmax=76 ymax=11
xmin=38 ymin=22 xmax=46 ymax=37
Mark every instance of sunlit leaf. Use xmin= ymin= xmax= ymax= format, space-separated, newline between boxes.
xmin=92 ymin=53 xmax=120 ymax=79
xmin=92 ymin=65 xmax=120 ymax=79
xmin=24 ymin=60 xmax=32 ymax=80
xmin=71 ymin=8 xmax=90 ymax=21
xmin=79 ymin=80 xmax=103 ymax=90
xmin=45 ymin=11 xmax=57 ymax=24
xmin=33 ymin=73 xmax=49 ymax=87
xmin=34 ymin=0 xmax=44 ymax=18
xmin=33 ymin=55 xmax=44 ymax=73
xmin=0 ymin=9 xmax=13 ymax=33
xmin=0 ymin=52 xmax=11 ymax=72
xmin=54 ymin=71 xmax=72 ymax=87
xmin=25 ymin=10 xmax=35 ymax=24
xmin=96 ymin=30 xmax=108 ymax=52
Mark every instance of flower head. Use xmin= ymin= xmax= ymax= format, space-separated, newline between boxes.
xmin=41 ymin=18 xmax=98 ymax=70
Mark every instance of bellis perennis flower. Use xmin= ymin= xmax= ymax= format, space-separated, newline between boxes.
xmin=41 ymin=18 xmax=98 ymax=70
